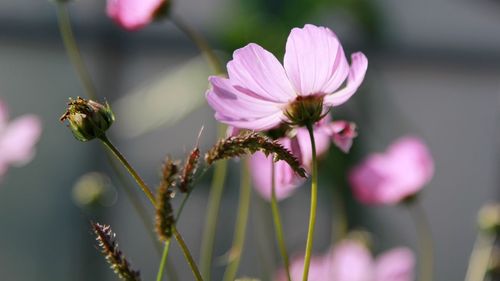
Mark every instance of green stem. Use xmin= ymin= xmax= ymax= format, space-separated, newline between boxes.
xmin=222 ymin=160 xmax=252 ymax=281
xmin=270 ymin=161 xmax=292 ymax=281
xmin=408 ymin=200 xmax=434 ymax=281
xmin=302 ymin=124 xmax=318 ymax=281
xmin=173 ymin=226 xmax=204 ymax=281
xmin=99 ymin=135 xmax=156 ymax=207
xmin=156 ymin=240 xmax=172 ymax=281
xmin=464 ymin=232 xmax=496 ymax=281
xmin=200 ymin=125 xmax=228 ymax=281
xmin=170 ymin=14 xmax=224 ymax=75
xmin=55 ymin=2 xmax=97 ymax=100
xmin=331 ymin=186 xmax=348 ymax=244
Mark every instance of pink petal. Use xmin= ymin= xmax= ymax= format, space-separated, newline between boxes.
xmin=386 ymin=137 xmax=434 ymax=193
xmin=348 ymin=136 xmax=433 ymax=205
xmin=250 ymin=138 xmax=305 ymax=201
xmin=206 ymin=76 xmax=284 ymax=130
xmin=296 ymin=125 xmax=331 ymax=170
xmin=107 ymin=0 xmax=165 ymax=31
xmin=227 ymin=43 xmax=296 ymax=102
xmin=325 ymin=241 xmax=374 ymax=281
xmin=0 ymin=115 xmax=42 ymax=166
xmin=284 ymin=24 xmax=349 ymax=96
xmin=275 ymin=253 xmax=326 ymax=281
xmin=324 ymin=52 xmax=368 ymax=107
xmin=375 ymin=248 xmax=415 ymax=281
xmin=322 ymin=121 xmax=357 ymax=153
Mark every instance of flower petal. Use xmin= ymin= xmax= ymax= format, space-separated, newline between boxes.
xmin=0 ymin=115 xmax=42 ymax=166
xmin=324 ymin=52 xmax=368 ymax=106
xmin=206 ymin=76 xmax=284 ymax=130
xmin=284 ymin=24 xmax=349 ymax=96
xmin=375 ymin=248 xmax=415 ymax=281
xmin=227 ymin=43 xmax=296 ymax=102
xmin=107 ymin=0 xmax=164 ymax=31
xmin=249 ymin=151 xmax=304 ymax=201
xmin=321 ymin=121 xmax=357 ymax=153
xmin=325 ymin=240 xmax=374 ymax=281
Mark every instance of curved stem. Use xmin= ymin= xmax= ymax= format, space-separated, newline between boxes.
xmin=173 ymin=226 xmax=204 ymax=281
xmin=302 ymin=124 xmax=318 ymax=281
xmin=222 ymin=159 xmax=252 ymax=281
xmin=99 ymin=135 xmax=156 ymax=207
xmin=55 ymin=2 xmax=97 ymax=100
xmin=156 ymin=240 xmax=172 ymax=281
xmin=408 ymin=200 xmax=434 ymax=281
xmin=270 ymin=161 xmax=292 ymax=281
xmin=464 ymin=232 xmax=495 ymax=281
xmin=170 ymin=14 xmax=224 ymax=75
xmin=200 ymin=125 xmax=228 ymax=281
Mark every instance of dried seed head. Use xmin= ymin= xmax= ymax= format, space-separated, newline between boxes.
xmin=60 ymin=97 xmax=115 ymax=142
xmin=178 ymin=147 xmax=200 ymax=193
xmin=155 ymin=157 xmax=178 ymax=241
xmin=92 ymin=222 xmax=141 ymax=281
xmin=205 ymin=132 xmax=307 ymax=178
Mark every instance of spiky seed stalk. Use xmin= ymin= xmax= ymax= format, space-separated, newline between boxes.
xmin=178 ymin=147 xmax=200 ymax=193
xmin=92 ymin=222 xmax=141 ymax=281
xmin=155 ymin=157 xmax=178 ymax=241
xmin=205 ymin=132 xmax=307 ymax=178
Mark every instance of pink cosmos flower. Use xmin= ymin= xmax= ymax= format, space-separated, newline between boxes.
xmin=275 ymin=240 xmax=415 ymax=281
xmin=348 ymin=136 xmax=434 ymax=205
xmin=206 ymin=24 xmax=368 ymax=131
xmin=249 ymin=116 xmax=357 ymax=201
xmin=0 ymin=99 xmax=42 ymax=182
xmin=107 ymin=0 xmax=166 ymax=31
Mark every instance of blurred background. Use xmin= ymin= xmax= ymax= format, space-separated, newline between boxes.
xmin=0 ymin=0 xmax=499 ymax=280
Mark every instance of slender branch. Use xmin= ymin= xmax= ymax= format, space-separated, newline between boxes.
xmin=99 ymin=135 xmax=156 ymax=207
xmin=55 ymin=2 xmax=97 ymax=100
xmin=170 ymin=14 xmax=224 ymax=75
xmin=222 ymin=159 xmax=252 ymax=281
xmin=173 ymin=226 xmax=204 ymax=281
xmin=408 ymin=200 xmax=434 ymax=281
xmin=200 ymin=158 xmax=228 ymax=280
xmin=156 ymin=240 xmax=172 ymax=281
xmin=302 ymin=123 xmax=318 ymax=281
xmin=270 ymin=161 xmax=292 ymax=281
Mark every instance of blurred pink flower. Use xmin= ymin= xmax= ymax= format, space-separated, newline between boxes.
xmin=206 ymin=24 xmax=367 ymax=131
xmin=349 ymin=136 xmax=434 ymax=205
xmin=107 ymin=0 xmax=165 ymax=31
xmin=276 ymin=240 xmax=415 ymax=281
xmin=0 ymin=100 xmax=42 ymax=181
xmin=249 ymin=116 xmax=357 ymax=201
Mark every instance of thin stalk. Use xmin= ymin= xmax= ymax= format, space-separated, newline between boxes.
xmin=302 ymin=123 xmax=318 ymax=281
xmin=173 ymin=226 xmax=204 ymax=281
xmin=156 ymin=240 xmax=172 ymax=281
xmin=331 ymin=186 xmax=348 ymax=244
xmin=464 ymin=232 xmax=495 ymax=281
xmin=55 ymin=2 xmax=97 ymax=100
xmin=99 ymin=135 xmax=156 ymax=207
xmin=408 ymin=200 xmax=434 ymax=281
xmin=270 ymin=161 xmax=292 ymax=281
xmin=222 ymin=160 xmax=252 ymax=281
xmin=200 ymin=125 xmax=228 ymax=281
xmin=170 ymin=14 xmax=224 ymax=75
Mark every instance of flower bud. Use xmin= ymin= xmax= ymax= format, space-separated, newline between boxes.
xmin=284 ymin=95 xmax=325 ymax=127
xmin=477 ymin=203 xmax=500 ymax=234
xmin=60 ymin=97 xmax=115 ymax=142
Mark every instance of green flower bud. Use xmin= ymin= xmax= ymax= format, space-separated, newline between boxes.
xmin=477 ymin=203 xmax=500 ymax=234
xmin=60 ymin=97 xmax=115 ymax=142
xmin=284 ymin=95 xmax=326 ymax=127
